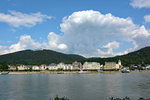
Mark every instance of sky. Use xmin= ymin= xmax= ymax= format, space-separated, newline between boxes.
xmin=0 ymin=0 xmax=150 ymax=57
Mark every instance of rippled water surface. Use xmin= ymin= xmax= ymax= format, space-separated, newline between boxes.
xmin=0 ymin=73 xmax=150 ymax=100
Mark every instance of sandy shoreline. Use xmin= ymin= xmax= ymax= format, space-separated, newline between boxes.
xmin=6 ymin=70 xmax=150 ymax=74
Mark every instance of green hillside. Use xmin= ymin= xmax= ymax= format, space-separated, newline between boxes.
xmin=0 ymin=49 xmax=86 ymax=65
xmin=0 ymin=47 xmax=150 ymax=65
xmin=85 ymin=46 xmax=150 ymax=65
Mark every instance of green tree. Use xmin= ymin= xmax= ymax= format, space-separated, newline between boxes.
xmin=29 ymin=67 xmax=32 ymax=71
xmin=0 ymin=64 xmax=9 ymax=71
xmin=57 ymin=68 xmax=63 ymax=71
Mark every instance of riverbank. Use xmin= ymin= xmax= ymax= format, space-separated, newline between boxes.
xmin=101 ymin=70 xmax=150 ymax=74
xmin=8 ymin=71 xmax=78 ymax=74
xmin=6 ymin=70 xmax=150 ymax=74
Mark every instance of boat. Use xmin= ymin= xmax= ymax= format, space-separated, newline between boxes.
xmin=0 ymin=72 xmax=9 ymax=75
xmin=121 ymin=69 xmax=130 ymax=73
xmin=78 ymin=70 xmax=89 ymax=74
xmin=57 ymin=72 xmax=64 ymax=74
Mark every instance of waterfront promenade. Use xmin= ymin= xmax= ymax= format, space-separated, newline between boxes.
xmin=7 ymin=70 xmax=150 ymax=74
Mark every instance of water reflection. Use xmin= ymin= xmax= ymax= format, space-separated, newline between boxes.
xmin=0 ymin=73 xmax=150 ymax=100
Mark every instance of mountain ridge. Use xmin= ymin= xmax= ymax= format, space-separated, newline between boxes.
xmin=0 ymin=46 xmax=150 ymax=65
xmin=0 ymin=49 xmax=86 ymax=65
xmin=84 ymin=46 xmax=150 ymax=65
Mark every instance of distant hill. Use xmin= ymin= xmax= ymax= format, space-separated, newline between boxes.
xmin=85 ymin=46 xmax=150 ymax=65
xmin=0 ymin=49 xmax=86 ymax=65
xmin=0 ymin=46 xmax=150 ymax=65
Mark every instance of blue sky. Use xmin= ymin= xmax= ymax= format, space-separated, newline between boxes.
xmin=0 ymin=0 xmax=150 ymax=57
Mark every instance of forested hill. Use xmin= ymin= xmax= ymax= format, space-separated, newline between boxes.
xmin=0 ymin=49 xmax=86 ymax=65
xmin=85 ymin=46 xmax=150 ymax=65
xmin=0 ymin=47 xmax=150 ymax=65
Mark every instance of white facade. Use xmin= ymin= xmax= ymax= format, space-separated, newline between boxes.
xmin=48 ymin=64 xmax=57 ymax=70
xmin=9 ymin=65 xmax=17 ymax=70
xmin=32 ymin=66 xmax=40 ymax=70
xmin=72 ymin=61 xmax=82 ymax=70
xmin=83 ymin=62 xmax=100 ymax=70
xmin=63 ymin=64 xmax=73 ymax=70
xmin=118 ymin=60 xmax=121 ymax=66
xmin=57 ymin=63 xmax=65 ymax=69
xmin=17 ymin=65 xmax=26 ymax=70
xmin=57 ymin=63 xmax=73 ymax=70
xmin=40 ymin=65 xmax=47 ymax=70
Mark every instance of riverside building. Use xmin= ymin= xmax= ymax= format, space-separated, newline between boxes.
xmin=83 ymin=62 xmax=100 ymax=70
xmin=104 ymin=60 xmax=121 ymax=70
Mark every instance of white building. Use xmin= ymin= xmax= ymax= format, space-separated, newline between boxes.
xmin=63 ymin=64 xmax=73 ymax=70
xmin=9 ymin=65 xmax=17 ymax=71
xmin=83 ymin=62 xmax=101 ymax=70
xmin=40 ymin=64 xmax=48 ymax=70
xmin=104 ymin=60 xmax=121 ymax=70
xmin=32 ymin=66 xmax=40 ymax=70
xmin=118 ymin=59 xmax=121 ymax=66
xmin=57 ymin=63 xmax=65 ymax=69
xmin=17 ymin=65 xmax=26 ymax=70
xmin=48 ymin=63 xmax=57 ymax=70
xmin=72 ymin=61 xmax=82 ymax=70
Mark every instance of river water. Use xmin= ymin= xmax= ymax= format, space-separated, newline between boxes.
xmin=0 ymin=72 xmax=150 ymax=100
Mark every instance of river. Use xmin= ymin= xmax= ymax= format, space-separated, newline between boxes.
xmin=0 ymin=72 xmax=150 ymax=100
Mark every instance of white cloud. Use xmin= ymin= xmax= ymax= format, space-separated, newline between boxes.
xmin=46 ymin=32 xmax=67 ymax=50
xmin=0 ymin=35 xmax=43 ymax=55
xmin=0 ymin=33 xmax=67 ymax=55
xmin=9 ymin=35 xmax=42 ymax=51
xmin=97 ymin=41 xmax=133 ymax=57
xmin=130 ymin=0 xmax=150 ymax=8
xmin=1 ymin=10 xmax=150 ymax=57
xmin=97 ymin=41 xmax=136 ymax=57
xmin=58 ymin=10 xmax=150 ymax=57
xmin=144 ymin=15 xmax=150 ymax=22
xmin=102 ymin=41 xmax=120 ymax=49
xmin=0 ymin=10 xmax=51 ymax=27
xmin=97 ymin=41 xmax=120 ymax=57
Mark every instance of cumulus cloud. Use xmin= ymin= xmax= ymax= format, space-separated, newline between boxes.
xmin=130 ymin=0 xmax=150 ymax=8
xmin=1 ymin=10 xmax=150 ymax=57
xmin=58 ymin=10 xmax=150 ymax=57
xmin=144 ymin=15 xmax=150 ymax=23
xmin=0 ymin=10 xmax=51 ymax=27
xmin=0 ymin=35 xmax=43 ymax=54
xmin=0 ymin=34 xmax=67 ymax=55
xmin=102 ymin=41 xmax=120 ymax=49
xmin=97 ymin=41 xmax=137 ymax=57
xmin=46 ymin=32 xmax=67 ymax=50
xmin=97 ymin=41 xmax=120 ymax=57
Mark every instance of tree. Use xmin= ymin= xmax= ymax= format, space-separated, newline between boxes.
xmin=29 ymin=67 xmax=32 ymax=71
xmin=141 ymin=62 xmax=146 ymax=67
xmin=57 ymin=68 xmax=63 ymax=71
xmin=0 ymin=64 xmax=9 ymax=71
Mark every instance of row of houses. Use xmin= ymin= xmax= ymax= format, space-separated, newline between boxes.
xmin=8 ymin=60 xmax=123 ymax=71
xmin=8 ymin=61 xmax=102 ymax=71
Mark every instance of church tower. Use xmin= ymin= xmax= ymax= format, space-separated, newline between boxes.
xmin=118 ymin=59 xmax=121 ymax=66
